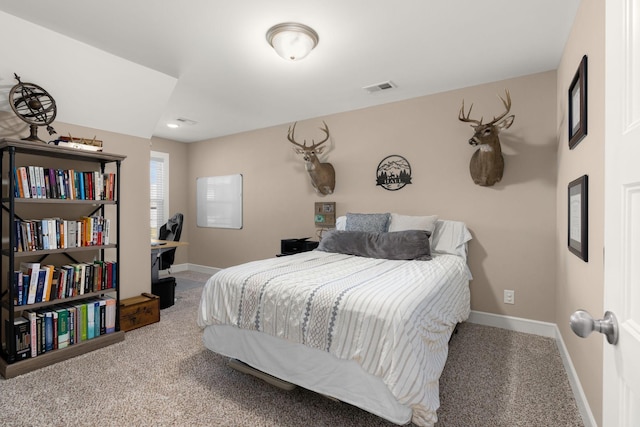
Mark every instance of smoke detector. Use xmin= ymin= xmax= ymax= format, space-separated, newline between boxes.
xmin=363 ymin=80 xmax=397 ymax=94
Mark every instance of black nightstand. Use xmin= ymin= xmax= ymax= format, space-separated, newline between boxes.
xmin=278 ymin=238 xmax=319 ymax=256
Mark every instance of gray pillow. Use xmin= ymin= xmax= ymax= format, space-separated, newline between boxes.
xmin=317 ymin=229 xmax=432 ymax=261
xmin=345 ymin=212 xmax=390 ymax=232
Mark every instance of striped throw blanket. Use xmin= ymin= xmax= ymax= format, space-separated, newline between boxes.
xmin=198 ymin=251 xmax=471 ymax=426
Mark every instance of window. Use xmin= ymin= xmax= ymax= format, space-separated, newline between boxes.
xmin=150 ymin=151 xmax=169 ymax=238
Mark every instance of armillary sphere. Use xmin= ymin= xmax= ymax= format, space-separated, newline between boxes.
xmin=9 ymin=73 xmax=57 ymax=143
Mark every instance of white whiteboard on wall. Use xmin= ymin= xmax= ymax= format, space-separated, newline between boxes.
xmin=196 ymin=174 xmax=243 ymax=229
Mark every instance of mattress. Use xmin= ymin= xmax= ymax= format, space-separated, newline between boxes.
xmin=198 ymin=250 xmax=471 ymax=426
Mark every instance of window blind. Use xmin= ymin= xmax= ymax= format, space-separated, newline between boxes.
xmin=150 ymin=152 xmax=169 ymax=238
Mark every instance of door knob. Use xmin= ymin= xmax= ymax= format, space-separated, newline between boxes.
xmin=569 ymin=309 xmax=618 ymax=345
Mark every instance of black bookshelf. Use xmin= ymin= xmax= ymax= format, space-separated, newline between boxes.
xmin=0 ymin=138 xmax=126 ymax=378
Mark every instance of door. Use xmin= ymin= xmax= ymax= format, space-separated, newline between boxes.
xmin=603 ymin=0 xmax=640 ymax=425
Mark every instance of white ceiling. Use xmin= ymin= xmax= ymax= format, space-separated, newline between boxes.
xmin=0 ymin=1 xmax=580 ymax=143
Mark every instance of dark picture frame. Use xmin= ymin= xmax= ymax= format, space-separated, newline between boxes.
xmin=568 ymin=175 xmax=588 ymax=262
xmin=568 ymin=55 xmax=588 ymax=149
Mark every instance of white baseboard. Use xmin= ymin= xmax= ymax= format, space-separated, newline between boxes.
xmin=467 ymin=310 xmax=556 ymax=337
xmin=183 ymin=263 xmax=221 ymax=276
xmin=467 ymin=310 xmax=596 ymax=427
xmin=158 ymin=263 xmax=220 ymax=277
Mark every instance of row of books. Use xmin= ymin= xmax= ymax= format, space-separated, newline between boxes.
xmin=13 ymin=166 xmax=116 ymax=200
xmin=14 ymin=261 xmax=117 ymax=306
xmin=7 ymin=296 xmax=116 ymax=361
xmin=15 ymin=216 xmax=111 ymax=252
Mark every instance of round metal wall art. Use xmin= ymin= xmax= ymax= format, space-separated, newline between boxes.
xmin=376 ymin=155 xmax=412 ymax=191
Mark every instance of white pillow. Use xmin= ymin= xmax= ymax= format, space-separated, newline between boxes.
xmin=336 ymin=216 xmax=346 ymax=230
xmin=388 ymin=213 xmax=439 ymax=235
xmin=431 ymin=220 xmax=472 ymax=259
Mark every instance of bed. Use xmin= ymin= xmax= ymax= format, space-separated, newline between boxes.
xmin=198 ymin=214 xmax=472 ymax=426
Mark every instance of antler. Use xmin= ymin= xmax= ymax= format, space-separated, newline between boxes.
xmin=459 ymin=89 xmax=512 ymax=126
xmin=487 ymin=89 xmax=512 ymax=125
xmin=287 ymin=121 xmax=330 ymax=150
xmin=458 ymin=100 xmax=483 ymax=126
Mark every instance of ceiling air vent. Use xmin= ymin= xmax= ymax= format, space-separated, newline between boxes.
xmin=362 ymin=80 xmax=397 ymax=94
xmin=176 ymin=117 xmax=198 ymax=126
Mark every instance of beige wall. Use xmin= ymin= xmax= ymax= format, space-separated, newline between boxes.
xmin=150 ymin=137 xmax=189 ymax=266
xmin=186 ymin=70 xmax=559 ymax=322
xmin=556 ymin=0 xmax=604 ymax=424
xmin=0 ymin=112 xmax=152 ymax=300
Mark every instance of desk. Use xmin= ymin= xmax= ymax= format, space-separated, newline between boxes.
xmin=151 ymin=239 xmax=188 ymax=283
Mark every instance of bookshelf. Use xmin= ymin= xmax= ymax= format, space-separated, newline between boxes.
xmin=0 ymin=138 xmax=126 ymax=378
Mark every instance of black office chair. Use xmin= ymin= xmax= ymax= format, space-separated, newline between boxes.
xmin=158 ymin=212 xmax=183 ymax=271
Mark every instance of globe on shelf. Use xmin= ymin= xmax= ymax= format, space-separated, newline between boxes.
xmin=9 ymin=73 xmax=57 ymax=143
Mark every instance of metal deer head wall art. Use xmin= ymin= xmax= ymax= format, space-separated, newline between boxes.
xmin=287 ymin=121 xmax=336 ymax=195
xmin=458 ymin=90 xmax=515 ymax=186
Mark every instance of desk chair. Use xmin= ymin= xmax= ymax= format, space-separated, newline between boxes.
xmin=153 ymin=213 xmax=183 ymax=308
xmin=158 ymin=212 xmax=183 ymax=271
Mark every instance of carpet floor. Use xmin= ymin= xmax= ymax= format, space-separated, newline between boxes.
xmin=0 ymin=272 xmax=584 ymax=426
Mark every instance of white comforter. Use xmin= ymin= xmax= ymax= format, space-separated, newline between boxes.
xmin=198 ymin=250 xmax=471 ymax=426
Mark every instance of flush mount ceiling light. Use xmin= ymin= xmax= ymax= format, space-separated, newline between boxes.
xmin=266 ymin=22 xmax=319 ymax=61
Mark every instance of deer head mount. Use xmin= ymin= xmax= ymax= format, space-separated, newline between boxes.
xmin=458 ymin=90 xmax=515 ymax=186
xmin=287 ymin=121 xmax=336 ymax=195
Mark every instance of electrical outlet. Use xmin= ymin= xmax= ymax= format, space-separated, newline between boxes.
xmin=504 ymin=290 xmax=515 ymax=304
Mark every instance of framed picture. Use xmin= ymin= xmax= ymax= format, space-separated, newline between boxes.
xmin=568 ymin=55 xmax=588 ymax=149
xmin=568 ymin=175 xmax=588 ymax=261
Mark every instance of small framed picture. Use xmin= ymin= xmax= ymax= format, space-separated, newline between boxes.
xmin=568 ymin=55 xmax=588 ymax=149
xmin=568 ymin=175 xmax=588 ymax=261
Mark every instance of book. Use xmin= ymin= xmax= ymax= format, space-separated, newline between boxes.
xmin=22 ymin=274 xmax=30 ymax=306
xmin=40 ymin=219 xmax=49 ymax=250
xmin=98 ymin=299 xmax=107 ymax=335
xmin=103 ymin=296 xmax=116 ymax=334
xmin=14 ymin=167 xmax=22 ymax=198
xmin=60 ymin=265 xmax=71 ymax=297
xmin=52 ymin=310 xmax=58 ymax=350
xmin=12 ymin=270 xmax=23 ymax=306
xmin=56 ymin=308 xmax=70 ymax=349
xmin=43 ymin=310 xmax=54 ymax=352
xmin=66 ymin=304 xmax=77 ymax=345
xmin=49 ymin=267 xmax=60 ymax=302
xmin=95 ymin=300 xmax=103 ymax=337
xmin=56 ymin=266 xmax=67 ymax=299
xmin=48 ymin=168 xmax=58 ymax=199
xmin=37 ymin=167 xmax=46 ymax=199
xmin=20 ymin=262 xmax=40 ymax=304
xmin=86 ymin=300 xmax=95 ymax=340
xmin=25 ymin=311 xmax=37 ymax=358
xmin=14 ymin=219 xmax=23 ymax=252
xmin=57 ymin=169 xmax=66 ymax=199
xmin=78 ymin=302 xmax=88 ymax=342
xmin=35 ymin=311 xmax=44 ymax=355
xmin=42 ymin=265 xmax=55 ymax=302
xmin=63 ymin=170 xmax=71 ymax=200
xmin=28 ymin=166 xmax=37 ymax=198
xmin=5 ymin=317 xmax=31 ymax=361
xmin=68 ymin=220 xmax=77 ymax=248
xmin=18 ymin=166 xmax=30 ymax=198
xmin=34 ymin=269 xmax=47 ymax=303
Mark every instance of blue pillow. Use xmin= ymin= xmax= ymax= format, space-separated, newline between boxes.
xmin=345 ymin=213 xmax=390 ymax=233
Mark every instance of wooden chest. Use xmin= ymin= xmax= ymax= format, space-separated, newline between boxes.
xmin=119 ymin=293 xmax=160 ymax=332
